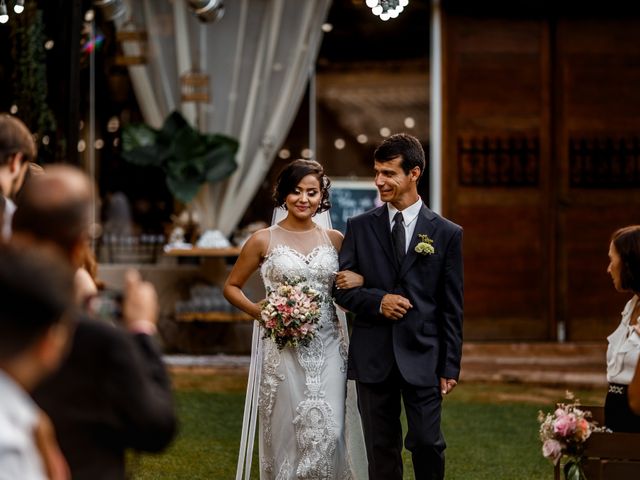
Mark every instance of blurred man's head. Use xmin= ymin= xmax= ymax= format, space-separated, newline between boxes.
xmin=13 ymin=165 xmax=93 ymax=268
xmin=0 ymin=114 xmax=36 ymax=200
xmin=0 ymin=242 xmax=74 ymax=390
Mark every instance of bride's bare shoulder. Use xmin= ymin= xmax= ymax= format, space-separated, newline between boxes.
xmin=240 ymin=228 xmax=270 ymax=255
xmin=326 ymin=229 xmax=344 ymax=250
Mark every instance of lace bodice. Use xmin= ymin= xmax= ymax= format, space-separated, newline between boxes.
xmin=260 ymin=224 xmax=338 ymax=298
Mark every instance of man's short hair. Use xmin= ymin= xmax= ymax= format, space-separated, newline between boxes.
xmin=0 ymin=242 xmax=73 ymax=360
xmin=0 ymin=114 xmax=37 ymax=165
xmin=374 ymin=133 xmax=425 ymax=177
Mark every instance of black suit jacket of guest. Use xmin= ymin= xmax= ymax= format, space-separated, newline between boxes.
xmin=334 ymin=203 xmax=464 ymax=387
xmin=33 ymin=315 xmax=177 ymax=480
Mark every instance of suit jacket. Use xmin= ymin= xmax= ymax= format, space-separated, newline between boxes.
xmin=33 ymin=315 xmax=177 ymax=480
xmin=334 ymin=203 xmax=463 ymax=387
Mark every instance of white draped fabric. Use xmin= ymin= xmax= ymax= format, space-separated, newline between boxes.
xmin=116 ymin=0 xmax=332 ymax=234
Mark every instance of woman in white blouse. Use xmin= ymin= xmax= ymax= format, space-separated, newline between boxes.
xmin=606 ymin=225 xmax=640 ymax=432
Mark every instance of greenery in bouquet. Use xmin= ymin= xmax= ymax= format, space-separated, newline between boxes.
xmin=538 ymin=391 xmax=608 ymax=480
xmin=259 ymin=277 xmax=323 ymax=350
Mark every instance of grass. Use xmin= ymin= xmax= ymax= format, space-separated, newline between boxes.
xmin=129 ymin=370 xmax=604 ymax=479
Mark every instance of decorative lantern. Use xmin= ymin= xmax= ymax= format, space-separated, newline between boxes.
xmin=114 ymin=23 xmax=147 ymax=66
xmin=180 ymin=71 xmax=210 ymax=103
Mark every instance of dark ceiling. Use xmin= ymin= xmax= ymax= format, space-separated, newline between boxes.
xmin=318 ymin=0 xmax=430 ymax=66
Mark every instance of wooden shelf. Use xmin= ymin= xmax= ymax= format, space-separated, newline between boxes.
xmin=175 ymin=311 xmax=254 ymax=323
xmin=163 ymin=246 xmax=242 ymax=257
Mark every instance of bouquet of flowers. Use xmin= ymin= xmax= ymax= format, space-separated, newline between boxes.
xmin=259 ymin=277 xmax=323 ymax=350
xmin=538 ymin=391 xmax=607 ymax=480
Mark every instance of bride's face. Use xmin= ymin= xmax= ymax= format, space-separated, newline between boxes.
xmin=285 ymin=174 xmax=321 ymax=220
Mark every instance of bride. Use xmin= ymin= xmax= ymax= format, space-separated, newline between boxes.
xmin=224 ymin=159 xmax=367 ymax=479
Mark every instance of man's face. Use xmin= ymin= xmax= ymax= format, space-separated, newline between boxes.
xmin=374 ymin=156 xmax=419 ymax=205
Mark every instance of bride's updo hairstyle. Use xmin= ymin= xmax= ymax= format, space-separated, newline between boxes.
xmin=273 ymin=159 xmax=331 ymax=215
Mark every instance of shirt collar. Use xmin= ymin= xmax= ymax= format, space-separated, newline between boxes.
xmin=0 ymin=370 xmax=39 ymax=430
xmin=387 ymin=198 xmax=423 ymax=227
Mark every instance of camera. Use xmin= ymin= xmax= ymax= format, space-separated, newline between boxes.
xmin=85 ymin=289 xmax=123 ymax=323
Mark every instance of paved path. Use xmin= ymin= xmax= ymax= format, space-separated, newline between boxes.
xmin=165 ymin=342 xmax=609 ymax=388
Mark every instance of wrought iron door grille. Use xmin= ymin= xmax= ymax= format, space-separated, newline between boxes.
xmin=569 ymin=137 xmax=640 ymax=188
xmin=457 ymin=136 xmax=540 ymax=187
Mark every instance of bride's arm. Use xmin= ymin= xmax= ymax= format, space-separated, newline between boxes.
xmin=327 ymin=229 xmax=364 ymax=289
xmin=223 ymin=230 xmax=269 ymax=319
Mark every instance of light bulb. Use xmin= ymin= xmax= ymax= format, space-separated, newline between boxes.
xmin=366 ymin=0 xmax=378 ymax=7
xmin=371 ymin=5 xmax=383 ymax=15
xmin=379 ymin=13 xmax=390 ymax=21
xmin=400 ymin=0 xmax=409 ymax=6
xmin=396 ymin=5 xmax=404 ymax=13
xmin=14 ymin=0 xmax=24 ymax=14
xmin=388 ymin=9 xmax=399 ymax=18
xmin=0 ymin=1 xmax=8 ymax=23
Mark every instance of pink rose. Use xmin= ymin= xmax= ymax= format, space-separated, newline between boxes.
xmin=553 ymin=414 xmax=577 ymax=437
xmin=542 ymin=439 xmax=563 ymax=464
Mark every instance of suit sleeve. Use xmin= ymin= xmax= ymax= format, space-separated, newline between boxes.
xmin=439 ymin=227 xmax=464 ymax=381
xmin=105 ymin=331 xmax=177 ymax=452
xmin=333 ymin=218 xmax=387 ymax=316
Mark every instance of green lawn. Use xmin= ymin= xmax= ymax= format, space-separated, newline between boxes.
xmin=130 ymin=372 xmax=604 ymax=479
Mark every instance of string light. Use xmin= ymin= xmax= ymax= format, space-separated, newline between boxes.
xmin=366 ymin=0 xmax=408 ymax=21
xmin=0 ymin=1 xmax=9 ymax=24
xmin=13 ymin=0 xmax=24 ymax=14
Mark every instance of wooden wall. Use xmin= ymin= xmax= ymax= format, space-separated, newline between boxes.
xmin=443 ymin=12 xmax=640 ymax=340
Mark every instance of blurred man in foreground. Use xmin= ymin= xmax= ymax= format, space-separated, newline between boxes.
xmin=0 ymin=114 xmax=35 ymax=239
xmin=13 ymin=165 xmax=177 ymax=480
xmin=0 ymin=243 xmax=74 ymax=480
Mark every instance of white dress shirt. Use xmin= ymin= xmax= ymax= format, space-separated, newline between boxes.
xmin=607 ymin=295 xmax=640 ymax=385
xmin=0 ymin=370 xmax=47 ymax=480
xmin=387 ymin=198 xmax=423 ymax=253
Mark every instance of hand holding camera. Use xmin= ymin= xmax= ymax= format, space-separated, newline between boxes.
xmin=122 ymin=269 xmax=158 ymax=335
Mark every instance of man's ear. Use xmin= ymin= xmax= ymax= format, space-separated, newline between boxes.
xmin=9 ymin=152 xmax=24 ymax=174
xmin=33 ymin=322 xmax=71 ymax=373
xmin=410 ymin=166 xmax=421 ymax=183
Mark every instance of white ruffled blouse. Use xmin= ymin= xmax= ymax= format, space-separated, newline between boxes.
xmin=607 ymin=295 xmax=640 ymax=385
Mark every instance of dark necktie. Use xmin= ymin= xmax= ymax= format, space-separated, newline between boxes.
xmin=392 ymin=211 xmax=406 ymax=266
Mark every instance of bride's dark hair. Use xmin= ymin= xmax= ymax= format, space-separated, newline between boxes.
xmin=273 ymin=159 xmax=331 ymax=214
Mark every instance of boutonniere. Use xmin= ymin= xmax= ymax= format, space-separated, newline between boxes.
xmin=415 ymin=234 xmax=435 ymax=255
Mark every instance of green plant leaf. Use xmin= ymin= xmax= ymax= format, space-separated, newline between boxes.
xmin=120 ymin=110 xmax=239 ymax=205
xmin=122 ymin=123 xmax=158 ymax=151
xmin=121 ymin=145 xmax=164 ymax=167
xmin=564 ymin=458 xmax=584 ymax=480
xmin=166 ymin=175 xmax=203 ymax=204
xmin=203 ymin=145 xmax=238 ymax=182
xmin=158 ymin=111 xmax=191 ymax=146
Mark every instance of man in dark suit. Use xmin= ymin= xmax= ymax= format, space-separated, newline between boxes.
xmin=13 ymin=165 xmax=177 ymax=480
xmin=334 ymin=133 xmax=463 ymax=480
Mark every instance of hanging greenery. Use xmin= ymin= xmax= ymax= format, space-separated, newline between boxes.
xmin=9 ymin=2 xmax=56 ymax=158
xmin=122 ymin=111 xmax=239 ymax=204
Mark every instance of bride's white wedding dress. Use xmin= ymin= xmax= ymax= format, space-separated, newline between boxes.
xmin=238 ymin=223 xmax=366 ymax=480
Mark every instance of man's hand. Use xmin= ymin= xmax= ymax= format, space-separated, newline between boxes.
xmin=122 ymin=269 xmax=158 ymax=335
xmin=380 ymin=294 xmax=412 ymax=320
xmin=440 ymin=378 xmax=457 ymax=396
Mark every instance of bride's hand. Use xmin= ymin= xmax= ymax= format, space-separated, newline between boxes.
xmin=335 ymin=270 xmax=364 ymax=289
xmin=252 ymin=300 xmax=265 ymax=319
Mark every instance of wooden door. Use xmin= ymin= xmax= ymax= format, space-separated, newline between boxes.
xmin=443 ymin=17 xmax=553 ymax=339
xmin=555 ymin=19 xmax=640 ymax=340
xmin=444 ymin=12 xmax=640 ymax=341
